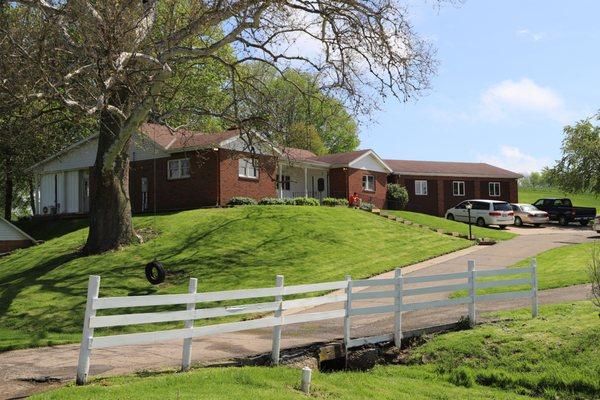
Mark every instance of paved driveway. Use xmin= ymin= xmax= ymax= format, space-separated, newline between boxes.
xmin=0 ymin=225 xmax=597 ymax=399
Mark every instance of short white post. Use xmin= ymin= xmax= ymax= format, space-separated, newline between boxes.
xmin=76 ymin=275 xmax=101 ymax=385
xmin=531 ymin=258 xmax=538 ymax=318
xmin=343 ymin=275 xmax=352 ymax=349
xmin=393 ymin=268 xmax=403 ymax=348
xmin=271 ymin=274 xmax=284 ymax=365
xmin=301 ymin=366 xmax=312 ymax=394
xmin=468 ymin=260 xmax=476 ymax=327
xmin=181 ymin=277 xmax=198 ymax=371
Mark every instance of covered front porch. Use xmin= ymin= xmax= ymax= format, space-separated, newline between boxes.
xmin=276 ymin=162 xmax=329 ymax=202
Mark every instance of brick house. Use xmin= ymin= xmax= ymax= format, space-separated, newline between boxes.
xmin=385 ymin=160 xmax=522 ymax=216
xmin=29 ymin=123 xmax=521 ymax=216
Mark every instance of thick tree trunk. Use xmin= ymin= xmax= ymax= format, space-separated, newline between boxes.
xmin=83 ymin=107 xmax=134 ymax=254
xmin=4 ymin=157 xmax=13 ymax=221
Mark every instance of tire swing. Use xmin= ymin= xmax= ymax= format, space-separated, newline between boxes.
xmin=144 ymin=127 xmax=166 ymax=285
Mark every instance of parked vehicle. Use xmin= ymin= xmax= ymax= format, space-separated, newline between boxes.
xmin=532 ymin=198 xmax=596 ymax=226
xmin=594 ymin=216 xmax=600 ymax=233
xmin=510 ymin=203 xmax=549 ymax=227
xmin=445 ymin=200 xmax=515 ymax=229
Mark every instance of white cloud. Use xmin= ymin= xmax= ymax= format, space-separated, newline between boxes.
xmin=516 ymin=28 xmax=545 ymax=42
xmin=479 ymin=78 xmax=569 ymax=122
xmin=476 ymin=146 xmax=551 ymax=175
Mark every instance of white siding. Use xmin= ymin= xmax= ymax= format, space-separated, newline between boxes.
xmin=42 ymin=139 xmax=97 ymax=174
xmin=65 ymin=171 xmax=80 ymax=213
xmin=222 ymin=136 xmax=275 ymax=155
xmin=0 ymin=220 xmax=30 ymax=241
xmin=349 ymin=153 xmax=388 ymax=173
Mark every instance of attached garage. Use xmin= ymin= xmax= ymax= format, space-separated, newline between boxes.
xmin=0 ymin=218 xmax=36 ymax=253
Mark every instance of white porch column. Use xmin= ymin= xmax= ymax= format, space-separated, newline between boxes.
xmin=303 ymin=167 xmax=308 ymax=197
xmin=278 ymin=164 xmax=283 ymax=199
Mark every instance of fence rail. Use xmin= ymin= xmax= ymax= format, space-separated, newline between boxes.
xmin=76 ymin=259 xmax=538 ymax=385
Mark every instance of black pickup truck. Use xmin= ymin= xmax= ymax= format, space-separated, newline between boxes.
xmin=532 ymin=198 xmax=596 ymax=226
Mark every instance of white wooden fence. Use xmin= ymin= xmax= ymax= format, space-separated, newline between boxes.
xmin=76 ymin=259 xmax=538 ymax=385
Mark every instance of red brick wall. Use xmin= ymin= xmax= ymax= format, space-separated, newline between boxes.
xmin=329 ymin=168 xmax=349 ymax=199
xmin=347 ymin=168 xmax=387 ymax=209
xmin=0 ymin=240 xmax=32 ymax=253
xmin=129 ymin=150 xmax=219 ymax=213
xmin=218 ymin=149 xmax=277 ymax=204
xmin=398 ymin=176 xmax=439 ymax=214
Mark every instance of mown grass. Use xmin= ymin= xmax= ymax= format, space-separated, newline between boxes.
xmin=519 ymin=188 xmax=600 ymax=211
xmin=388 ymin=210 xmax=517 ymax=241
xmin=0 ymin=206 xmax=471 ymax=351
xmin=33 ymin=302 xmax=600 ymax=400
xmin=452 ymin=242 xmax=598 ymax=298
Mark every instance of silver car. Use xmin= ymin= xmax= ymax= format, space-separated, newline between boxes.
xmin=510 ymin=203 xmax=549 ymax=227
xmin=594 ymin=215 xmax=600 ymax=233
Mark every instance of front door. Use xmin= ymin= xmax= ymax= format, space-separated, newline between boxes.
xmin=79 ymin=171 xmax=90 ymax=213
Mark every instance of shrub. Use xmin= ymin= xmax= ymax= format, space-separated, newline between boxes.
xmin=322 ymin=197 xmax=349 ymax=207
xmin=590 ymin=246 xmax=600 ymax=313
xmin=227 ymin=197 xmax=257 ymax=206
xmin=258 ymin=197 xmax=289 ymax=205
xmin=292 ymin=197 xmax=320 ymax=206
xmin=449 ymin=366 xmax=475 ymax=388
xmin=387 ymin=184 xmax=409 ymax=210
xmin=360 ymin=202 xmax=374 ymax=211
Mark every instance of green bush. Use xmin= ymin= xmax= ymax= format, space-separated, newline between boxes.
xmin=449 ymin=367 xmax=475 ymax=388
xmin=322 ymin=197 xmax=350 ymax=207
xmin=227 ymin=197 xmax=257 ymax=206
xmin=292 ymin=197 xmax=320 ymax=206
xmin=387 ymin=184 xmax=409 ymax=210
xmin=258 ymin=198 xmax=293 ymax=205
xmin=360 ymin=202 xmax=374 ymax=211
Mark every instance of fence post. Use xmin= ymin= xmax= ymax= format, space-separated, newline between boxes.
xmin=394 ymin=268 xmax=403 ymax=348
xmin=468 ymin=260 xmax=476 ymax=327
xmin=76 ymin=275 xmax=101 ymax=385
xmin=531 ymin=258 xmax=538 ymax=318
xmin=271 ymin=275 xmax=284 ymax=365
xmin=343 ymin=275 xmax=352 ymax=350
xmin=181 ymin=277 xmax=198 ymax=371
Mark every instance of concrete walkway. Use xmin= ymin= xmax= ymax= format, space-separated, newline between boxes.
xmin=1 ymin=226 xmax=596 ymax=399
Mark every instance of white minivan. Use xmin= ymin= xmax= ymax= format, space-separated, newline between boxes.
xmin=445 ymin=200 xmax=515 ymax=229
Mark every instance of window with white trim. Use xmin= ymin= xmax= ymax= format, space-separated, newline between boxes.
xmin=276 ymin=174 xmax=290 ymax=190
xmin=415 ymin=180 xmax=428 ymax=196
xmin=489 ymin=182 xmax=501 ymax=197
xmin=452 ymin=181 xmax=465 ymax=196
xmin=239 ymin=158 xmax=259 ymax=179
xmin=362 ymin=175 xmax=375 ymax=191
xmin=167 ymin=158 xmax=190 ymax=180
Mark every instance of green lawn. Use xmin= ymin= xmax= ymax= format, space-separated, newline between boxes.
xmin=33 ymin=302 xmax=600 ymax=400
xmin=388 ymin=210 xmax=517 ymax=241
xmin=452 ymin=242 xmax=598 ymax=298
xmin=0 ymin=206 xmax=471 ymax=351
xmin=519 ymin=188 xmax=600 ymax=211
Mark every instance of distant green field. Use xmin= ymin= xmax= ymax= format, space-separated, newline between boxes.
xmin=388 ymin=210 xmax=517 ymax=241
xmin=519 ymin=188 xmax=600 ymax=211
xmin=34 ymin=302 xmax=600 ymax=400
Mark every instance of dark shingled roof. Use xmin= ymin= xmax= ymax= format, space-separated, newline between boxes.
xmin=384 ymin=159 xmax=522 ymax=178
xmin=281 ymin=147 xmax=317 ymax=161
xmin=308 ymin=149 xmax=372 ymax=164
xmin=140 ymin=123 xmax=240 ymax=150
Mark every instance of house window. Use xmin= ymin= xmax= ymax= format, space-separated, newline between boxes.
xmin=415 ymin=180 xmax=428 ymax=196
xmin=167 ymin=158 xmax=190 ymax=180
xmin=239 ymin=158 xmax=259 ymax=179
xmin=489 ymin=182 xmax=501 ymax=197
xmin=452 ymin=181 xmax=465 ymax=196
xmin=276 ymin=174 xmax=291 ymax=190
xmin=362 ymin=175 xmax=375 ymax=191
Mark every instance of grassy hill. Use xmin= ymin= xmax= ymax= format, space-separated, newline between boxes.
xmin=33 ymin=302 xmax=600 ymax=399
xmin=388 ymin=210 xmax=517 ymax=241
xmin=519 ymin=188 xmax=600 ymax=210
xmin=0 ymin=206 xmax=471 ymax=351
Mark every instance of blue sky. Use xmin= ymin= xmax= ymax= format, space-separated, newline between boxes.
xmin=359 ymin=0 xmax=600 ymax=174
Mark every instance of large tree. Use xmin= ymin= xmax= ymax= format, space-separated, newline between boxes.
xmin=8 ymin=0 xmax=437 ymax=254
xmin=548 ymin=117 xmax=600 ymax=195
